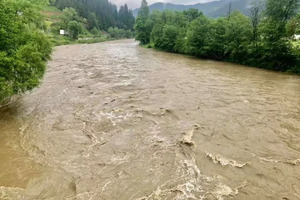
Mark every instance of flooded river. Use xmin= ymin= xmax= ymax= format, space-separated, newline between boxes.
xmin=0 ymin=39 xmax=299 ymax=200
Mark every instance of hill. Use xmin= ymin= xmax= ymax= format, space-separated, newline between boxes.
xmin=133 ymin=0 xmax=254 ymax=18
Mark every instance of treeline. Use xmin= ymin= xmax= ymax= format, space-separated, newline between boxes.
xmin=0 ymin=0 xmax=52 ymax=102
xmin=108 ymin=27 xmax=133 ymax=39
xmin=135 ymin=0 xmax=300 ymax=73
xmin=52 ymin=0 xmax=135 ymax=31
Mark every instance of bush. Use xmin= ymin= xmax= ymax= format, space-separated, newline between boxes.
xmin=0 ymin=0 xmax=52 ymax=102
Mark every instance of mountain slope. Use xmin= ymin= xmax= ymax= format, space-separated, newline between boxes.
xmin=133 ymin=0 xmax=254 ymax=18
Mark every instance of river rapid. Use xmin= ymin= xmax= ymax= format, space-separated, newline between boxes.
xmin=0 ymin=39 xmax=299 ymax=200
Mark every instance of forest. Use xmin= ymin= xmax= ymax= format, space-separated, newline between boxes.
xmin=135 ymin=0 xmax=300 ymax=73
xmin=52 ymin=0 xmax=135 ymax=31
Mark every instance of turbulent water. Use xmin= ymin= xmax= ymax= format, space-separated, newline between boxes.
xmin=0 ymin=39 xmax=300 ymax=200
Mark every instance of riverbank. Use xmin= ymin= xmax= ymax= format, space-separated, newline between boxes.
xmin=141 ymin=42 xmax=300 ymax=75
xmin=51 ymin=35 xmax=134 ymax=46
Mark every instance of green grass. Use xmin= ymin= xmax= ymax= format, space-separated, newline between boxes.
xmin=40 ymin=5 xmax=62 ymax=23
xmin=140 ymin=42 xmax=154 ymax=49
xmin=76 ymin=37 xmax=109 ymax=44
xmin=50 ymin=35 xmax=113 ymax=46
xmin=40 ymin=5 xmax=61 ymax=12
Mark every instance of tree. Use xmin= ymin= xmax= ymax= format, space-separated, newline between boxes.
xmin=224 ymin=12 xmax=252 ymax=63
xmin=160 ymin=25 xmax=179 ymax=52
xmin=286 ymin=12 xmax=300 ymax=36
xmin=257 ymin=0 xmax=300 ymax=71
xmin=183 ymin=8 xmax=201 ymax=22
xmin=186 ymin=14 xmax=212 ymax=57
xmin=119 ymin=4 xmax=135 ymax=30
xmin=249 ymin=0 xmax=263 ymax=43
xmin=266 ymin=0 xmax=300 ymax=24
xmin=87 ymin=12 xmax=99 ymax=30
xmin=0 ymin=0 xmax=52 ymax=102
xmin=135 ymin=0 xmax=151 ymax=44
xmin=59 ymin=7 xmax=83 ymax=29
xmin=68 ymin=21 xmax=82 ymax=39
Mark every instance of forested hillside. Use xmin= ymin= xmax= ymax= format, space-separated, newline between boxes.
xmin=52 ymin=0 xmax=135 ymax=30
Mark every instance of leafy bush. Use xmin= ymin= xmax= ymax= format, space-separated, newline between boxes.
xmin=0 ymin=0 xmax=52 ymax=102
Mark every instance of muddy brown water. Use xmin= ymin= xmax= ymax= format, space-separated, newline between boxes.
xmin=0 ymin=39 xmax=299 ymax=200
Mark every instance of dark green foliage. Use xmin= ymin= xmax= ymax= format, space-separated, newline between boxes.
xmin=0 ymin=0 xmax=52 ymax=102
xmin=87 ymin=12 xmax=99 ymax=30
xmin=183 ymin=8 xmax=202 ymax=22
xmin=135 ymin=0 xmax=151 ymax=44
xmin=68 ymin=20 xmax=82 ymax=39
xmin=108 ymin=27 xmax=133 ymax=39
xmin=159 ymin=25 xmax=179 ymax=52
xmin=266 ymin=0 xmax=299 ymax=24
xmin=286 ymin=13 xmax=300 ymax=36
xmin=186 ymin=14 xmax=212 ymax=57
xmin=52 ymin=0 xmax=135 ymax=31
xmin=135 ymin=0 xmax=300 ymax=73
xmin=119 ymin=4 xmax=135 ymax=30
xmin=55 ymin=7 xmax=84 ymax=38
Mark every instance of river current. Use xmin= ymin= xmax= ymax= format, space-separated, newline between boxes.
xmin=0 ymin=40 xmax=299 ymax=200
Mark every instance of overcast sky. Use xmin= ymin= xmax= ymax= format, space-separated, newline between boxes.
xmin=111 ymin=0 xmax=217 ymax=9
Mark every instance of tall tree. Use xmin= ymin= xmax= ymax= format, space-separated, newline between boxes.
xmin=135 ymin=0 xmax=151 ymax=44
xmin=119 ymin=4 xmax=135 ymax=30
xmin=249 ymin=0 xmax=263 ymax=48
xmin=266 ymin=0 xmax=300 ymax=23
xmin=257 ymin=0 xmax=300 ymax=71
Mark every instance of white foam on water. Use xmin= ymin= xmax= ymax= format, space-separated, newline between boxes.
xmin=98 ymin=111 xmax=132 ymax=126
xmin=259 ymin=157 xmax=279 ymax=163
xmin=285 ymin=158 xmax=300 ymax=166
xmin=180 ymin=129 xmax=195 ymax=146
xmin=0 ymin=187 xmax=27 ymax=200
xmin=260 ymin=157 xmax=300 ymax=166
xmin=211 ymin=183 xmax=237 ymax=200
xmin=205 ymin=152 xmax=250 ymax=168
